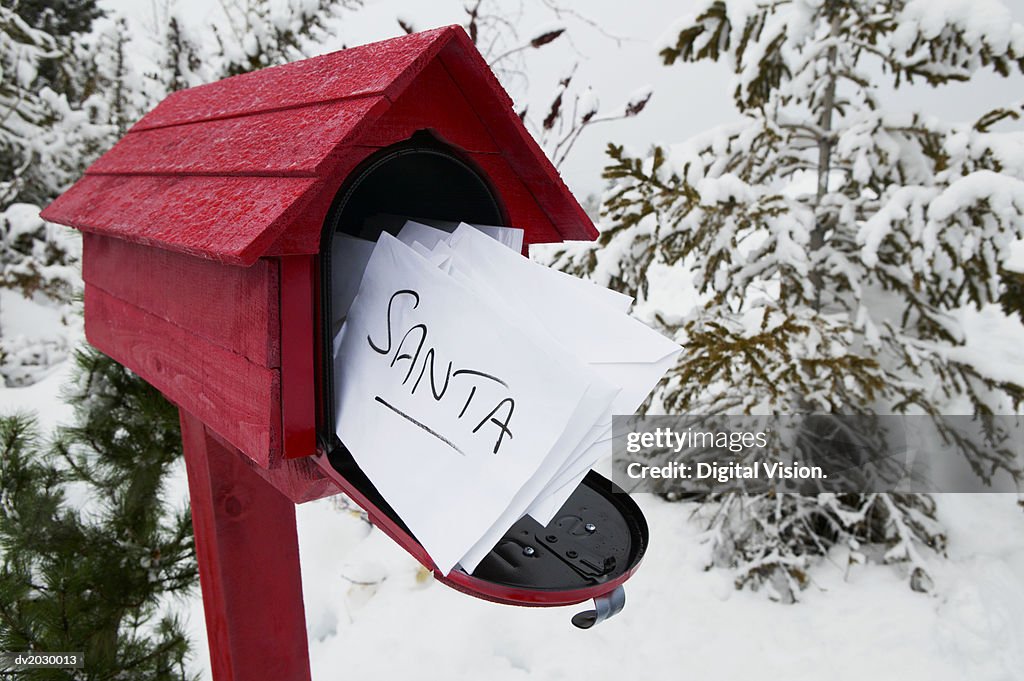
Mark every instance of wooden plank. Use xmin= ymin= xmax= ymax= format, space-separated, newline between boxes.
xmin=250 ymin=455 xmax=337 ymax=504
xmin=85 ymin=284 xmax=280 ymax=467
xmin=83 ymin=233 xmax=280 ymax=368
xmin=41 ymin=174 xmax=320 ymax=266
xmin=263 ymin=150 xmax=369 ymax=257
xmin=355 ymin=58 xmax=498 ymax=153
xmin=183 ymin=401 xmax=330 ymax=504
xmin=91 ymin=97 xmax=387 ymax=177
xmin=280 ymin=256 xmax=317 ymax=460
xmin=180 ymin=410 xmax=311 ymax=681
xmin=133 ymin=27 xmax=460 ymax=132
xmin=202 ymin=425 xmax=336 ymax=506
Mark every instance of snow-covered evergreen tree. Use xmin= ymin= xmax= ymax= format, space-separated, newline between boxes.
xmin=556 ymin=0 xmax=1024 ymax=600
xmin=0 ymin=8 xmax=200 ymax=674
xmin=0 ymin=1 xmax=113 ymax=386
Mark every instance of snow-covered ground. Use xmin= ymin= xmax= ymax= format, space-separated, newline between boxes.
xmin=8 ymin=337 xmax=1018 ymax=680
xmin=289 ymin=491 xmax=1024 ymax=681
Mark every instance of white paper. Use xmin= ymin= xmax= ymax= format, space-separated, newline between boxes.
xmin=411 ymin=227 xmax=622 ymax=569
xmin=396 ymin=220 xmax=454 ymax=251
xmin=334 ymin=233 xmax=597 ymax=575
xmin=399 ymin=220 xmax=634 ymax=313
xmin=410 ymin=217 xmax=525 ymax=253
xmin=332 ymin=220 xmax=680 ymax=573
xmin=458 ymin=378 xmax=617 ymax=571
xmin=410 ymin=222 xmax=676 ymax=526
xmin=442 ymin=225 xmax=682 ymax=521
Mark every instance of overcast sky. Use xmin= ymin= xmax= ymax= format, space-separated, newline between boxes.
xmin=104 ymin=0 xmax=1024 ymax=198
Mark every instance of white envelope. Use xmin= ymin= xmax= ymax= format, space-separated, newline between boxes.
xmin=400 ymin=221 xmax=634 ymax=312
xmin=334 ymin=233 xmax=598 ymax=575
xmin=446 ymin=224 xmax=680 ymax=414
xmin=444 ymin=225 xmax=681 ymax=519
xmin=424 ymin=233 xmax=620 ymax=570
xmin=409 ymin=217 xmax=525 ymax=253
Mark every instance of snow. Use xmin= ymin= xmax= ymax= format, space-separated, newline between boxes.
xmin=950 ymin=303 xmax=1024 ymax=387
xmin=3 ymin=203 xmax=44 ymax=240
xmin=576 ymin=86 xmax=599 ymax=120
xmin=695 ymin=172 xmax=753 ymax=205
xmin=627 ymin=85 xmax=653 ymax=109
xmin=1007 ymin=239 xmax=1024 ymax=271
xmin=930 ymin=170 xmax=1024 ymax=223
xmin=0 ymin=350 xmax=76 ymax=430
xmin=857 ymin=185 xmax=936 ymax=267
xmin=0 ymin=289 xmax=76 ymax=387
xmin=897 ymin=0 xmax=1024 ymax=54
xmin=285 ymin=492 xmax=1024 ymax=681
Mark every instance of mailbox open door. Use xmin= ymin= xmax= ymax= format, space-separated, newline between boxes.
xmin=316 ymin=135 xmax=649 ymax=622
xmin=42 ymin=23 xmax=649 ymax=642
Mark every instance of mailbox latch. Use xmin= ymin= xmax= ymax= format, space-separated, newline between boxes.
xmin=571 ymin=586 xmax=626 ymax=629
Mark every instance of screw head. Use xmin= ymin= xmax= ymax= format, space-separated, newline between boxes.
xmin=566 ymin=550 xmax=579 ymax=559
xmin=585 ymin=523 xmax=597 ymax=533
xmin=545 ymin=534 xmax=558 ymax=543
xmin=523 ymin=546 xmax=536 ymax=556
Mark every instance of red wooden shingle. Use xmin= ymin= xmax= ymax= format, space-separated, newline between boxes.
xmin=133 ymin=26 xmax=457 ymax=131
xmin=42 ymin=24 xmax=596 ymax=264
xmin=90 ymin=97 xmax=387 ymax=177
xmin=44 ymin=174 xmax=320 ymax=265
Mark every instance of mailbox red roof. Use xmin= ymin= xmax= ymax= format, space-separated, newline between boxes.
xmin=41 ymin=25 xmax=597 ymax=266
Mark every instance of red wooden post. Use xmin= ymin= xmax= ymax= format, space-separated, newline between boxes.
xmin=180 ymin=410 xmax=312 ymax=681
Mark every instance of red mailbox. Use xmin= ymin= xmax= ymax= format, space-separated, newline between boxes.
xmin=43 ymin=25 xmax=648 ymax=680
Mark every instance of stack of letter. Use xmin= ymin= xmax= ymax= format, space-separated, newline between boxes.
xmin=332 ymin=220 xmax=681 ymax=575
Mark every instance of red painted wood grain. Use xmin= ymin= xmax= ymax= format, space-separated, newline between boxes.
xmin=91 ymin=97 xmax=387 ymax=177
xmin=85 ymin=284 xmax=280 ymax=466
xmin=355 ymin=58 xmax=499 ymax=153
xmin=181 ymin=410 xmax=311 ymax=681
xmin=280 ymin=256 xmax=317 ymax=460
xmin=134 ymin=27 xmax=458 ymax=131
xmin=42 ymin=174 xmax=320 ymax=266
xmin=82 ymin=233 xmax=281 ymax=368
xmin=470 ymin=153 xmax=565 ymax=246
xmin=246 ymin=455 xmax=337 ymax=504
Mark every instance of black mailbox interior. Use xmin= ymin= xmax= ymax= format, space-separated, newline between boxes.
xmin=319 ymin=134 xmax=647 ymax=595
